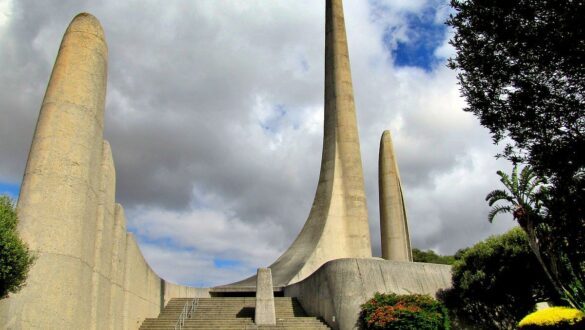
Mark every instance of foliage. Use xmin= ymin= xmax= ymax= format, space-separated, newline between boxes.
xmin=0 ymin=195 xmax=35 ymax=299
xmin=359 ymin=292 xmax=450 ymax=330
xmin=446 ymin=0 xmax=585 ymax=178
xmin=412 ymin=248 xmax=456 ymax=265
xmin=437 ymin=228 xmax=558 ymax=329
xmin=447 ymin=0 xmax=585 ymax=310
xmin=518 ymin=307 xmax=585 ymax=329
xmin=486 ymin=165 xmax=546 ymax=226
xmin=485 ymin=165 xmax=560 ymax=291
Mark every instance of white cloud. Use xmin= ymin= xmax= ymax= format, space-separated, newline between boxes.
xmin=0 ymin=0 xmax=12 ymax=29
xmin=0 ymin=0 xmax=517 ymax=287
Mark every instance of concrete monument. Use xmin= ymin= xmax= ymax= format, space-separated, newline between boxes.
xmin=0 ymin=13 xmax=202 ymax=330
xmin=221 ymin=0 xmax=372 ymax=291
xmin=379 ymin=130 xmax=413 ymax=261
xmin=0 ymin=2 xmax=453 ymax=330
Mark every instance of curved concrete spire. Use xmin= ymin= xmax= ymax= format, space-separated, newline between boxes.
xmin=266 ymin=0 xmax=372 ymax=286
xmin=221 ymin=0 xmax=371 ymax=289
xmin=379 ymin=130 xmax=412 ymax=262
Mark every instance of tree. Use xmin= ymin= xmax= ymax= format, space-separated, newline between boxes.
xmin=412 ymin=248 xmax=456 ymax=265
xmin=486 ymin=165 xmax=557 ymax=290
xmin=438 ymin=228 xmax=558 ymax=330
xmin=0 ymin=195 xmax=35 ymax=299
xmin=447 ymin=0 xmax=585 ymax=309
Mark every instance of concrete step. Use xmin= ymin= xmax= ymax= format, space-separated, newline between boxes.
xmin=139 ymin=297 xmax=331 ymax=330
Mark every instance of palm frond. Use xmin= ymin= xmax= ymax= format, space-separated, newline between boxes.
xmin=511 ymin=165 xmax=520 ymax=197
xmin=488 ymin=205 xmax=513 ymax=223
xmin=497 ymin=170 xmax=513 ymax=193
xmin=486 ymin=189 xmax=513 ymax=206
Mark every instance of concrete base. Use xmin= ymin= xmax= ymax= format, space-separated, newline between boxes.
xmin=284 ymin=258 xmax=452 ymax=330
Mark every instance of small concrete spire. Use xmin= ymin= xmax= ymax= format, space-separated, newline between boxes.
xmin=379 ymin=130 xmax=412 ymax=262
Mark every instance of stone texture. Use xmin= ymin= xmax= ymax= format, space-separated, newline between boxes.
xmin=0 ymin=13 xmax=107 ymax=329
xmin=220 ymin=0 xmax=371 ymax=291
xmin=163 ymin=283 xmax=210 ymax=306
xmin=379 ymin=130 xmax=412 ymax=261
xmin=0 ymin=13 xmax=203 ymax=330
xmin=284 ymin=258 xmax=452 ymax=330
xmin=255 ymin=268 xmax=276 ymax=325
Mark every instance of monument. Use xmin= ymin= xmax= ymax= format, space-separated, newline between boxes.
xmin=219 ymin=0 xmax=372 ymax=291
xmin=379 ymin=130 xmax=413 ymax=262
xmin=0 ymin=1 xmax=452 ymax=329
xmin=0 ymin=13 xmax=203 ymax=330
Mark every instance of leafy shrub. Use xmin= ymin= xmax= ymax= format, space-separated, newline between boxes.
xmin=0 ymin=195 xmax=35 ymax=299
xmin=437 ymin=228 xmax=558 ymax=329
xmin=359 ymin=292 xmax=450 ymax=329
xmin=518 ymin=307 xmax=585 ymax=329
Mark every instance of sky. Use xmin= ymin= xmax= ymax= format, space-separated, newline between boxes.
xmin=0 ymin=0 xmax=517 ymax=287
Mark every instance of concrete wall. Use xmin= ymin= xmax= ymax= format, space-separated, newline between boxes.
xmin=164 ymin=283 xmax=210 ymax=305
xmin=0 ymin=13 xmax=203 ymax=330
xmin=284 ymin=258 xmax=452 ymax=330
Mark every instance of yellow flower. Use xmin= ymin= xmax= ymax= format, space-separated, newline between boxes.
xmin=518 ymin=307 xmax=585 ymax=328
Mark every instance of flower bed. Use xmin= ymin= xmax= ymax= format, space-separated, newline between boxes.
xmin=518 ymin=306 xmax=585 ymax=329
xmin=359 ymin=292 xmax=450 ymax=329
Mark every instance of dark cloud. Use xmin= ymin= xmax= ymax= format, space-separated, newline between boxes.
xmin=0 ymin=0 xmax=515 ymax=285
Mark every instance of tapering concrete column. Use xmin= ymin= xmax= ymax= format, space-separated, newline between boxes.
xmin=262 ymin=0 xmax=371 ymax=285
xmin=0 ymin=13 xmax=108 ymax=329
xmin=379 ymin=130 xmax=412 ymax=261
xmin=255 ymin=268 xmax=276 ymax=325
xmin=218 ymin=0 xmax=372 ymax=290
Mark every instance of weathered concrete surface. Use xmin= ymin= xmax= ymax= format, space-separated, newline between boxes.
xmin=0 ymin=13 xmax=107 ymax=329
xmin=255 ymin=268 xmax=276 ymax=325
xmin=219 ymin=0 xmax=371 ymax=292
xmin=0 ymin=13 xmax=205 ymax=330
xmin=164 ymin=283 xmax=210 ymax=305
xmin=379 ymin=130 xmax=412 ymax=261
xmin=284 ymin=258 xmax=452 ymax=330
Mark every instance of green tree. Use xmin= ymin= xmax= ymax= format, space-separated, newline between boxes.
xmin=438 ymin=228 xmax=558 ymax=330
xmin=486 ymin=165 xmax=556 ymax=288
xmin=412 ymin=248 xmax=456 ymax=265
xmin=447 ymin=0 xmax=585 ymax=309
xmin=0 ymin=195 xmax=35 ymax=299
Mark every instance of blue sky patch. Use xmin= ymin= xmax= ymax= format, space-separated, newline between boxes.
xmin=134 ymin=234 xmax=189 ymax=252
xmin=0 ymin=182 xmax=20 ymax=199
xmin=213 ymin=258 xmax=241 ymax=269
xmin=260 ymin=104 xmax=287 ymax=133
xmin=384 ymin=6 xmax=448 ymax=71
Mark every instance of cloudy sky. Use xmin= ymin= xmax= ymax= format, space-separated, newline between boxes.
xmin=0 ymin=0 xmax=517 ymax=287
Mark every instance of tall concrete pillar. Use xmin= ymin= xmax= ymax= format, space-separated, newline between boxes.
xmin=264 ymin=0 xmax=371 ymax=286
xmin=0 ymin=13 xmax=108 ymax=329
xmin=220 ymin=0 xmax=371 ymax=290
xmin=379 ymin=130 xmax=412 ymax=261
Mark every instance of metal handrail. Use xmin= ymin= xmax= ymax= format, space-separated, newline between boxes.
xmin=174 ymin=298 xmax=198 ymax=330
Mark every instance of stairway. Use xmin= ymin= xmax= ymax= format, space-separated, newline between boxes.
xmin=139 ymin=297 xmax=330 ymax=329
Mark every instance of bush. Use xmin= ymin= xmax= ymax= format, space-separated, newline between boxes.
xmin=518 ymin=307 xmax=585 ymax=329
xmin=437 ymin=228 xmax=558 ymax=329
xmin=359 ymin=292 xmax=450 ymax=329
xmin=0 ymin=195 xmax=35 ymax=299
